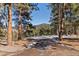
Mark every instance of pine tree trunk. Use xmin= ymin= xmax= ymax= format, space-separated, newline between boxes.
xmin=7 ymin=3 xmax=13 ymax=46
xmin=58 ymin=4 xmax=64 ymax=41
xmin=58 ymin=4 xmax=62 ymax=41
xmin=73 ymin=25 xmax=77 ymax=35
xmin=18 ymin=10 xmax=22 ymax=40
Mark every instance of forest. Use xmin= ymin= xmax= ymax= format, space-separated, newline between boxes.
xmin=0 ymin=3 xmax=79 ymax=46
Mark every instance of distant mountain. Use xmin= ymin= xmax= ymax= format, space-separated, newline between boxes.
xmin=32 ymin=23 xmax=51 ymax=30
xmin=34 ymin=23 xmax=50 ymax=27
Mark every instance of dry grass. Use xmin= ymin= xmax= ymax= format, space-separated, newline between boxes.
xmin=15 ymin=40 xmax=30 ymax=46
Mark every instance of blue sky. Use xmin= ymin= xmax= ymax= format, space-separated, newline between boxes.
xmin=30 ymin=3 xmax=51 ymax=25
xmin=11 ymin=3 xmax=51 ymax=27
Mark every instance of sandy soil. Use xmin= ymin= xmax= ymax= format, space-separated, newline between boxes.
xmin=0 ymin=39 xmax=79 ymax=56
xmin=15 ymin=39 xmax=79 ymax=56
